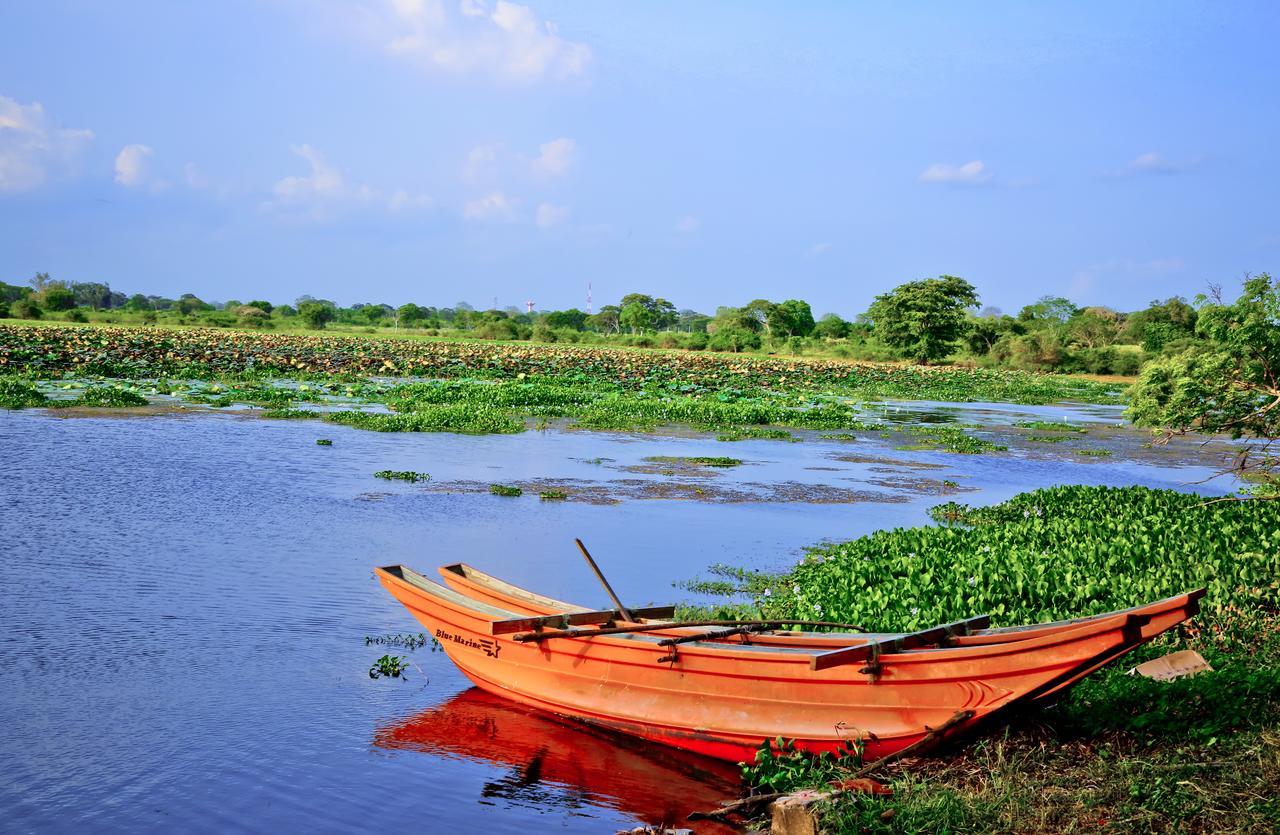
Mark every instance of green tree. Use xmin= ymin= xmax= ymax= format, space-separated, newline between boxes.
xmin=1018 ymin=295 xmax=1079 ymax=326
xmin=767 ymin=299 xmax=815 ymax=337
xmin=543 ymin=308 xmax=588 ymax=330
xmin=71 ymin=282 xmax=114 ymax=309
xmin=619 ymin=301 xmax=654 ymax=333
xmin=298 ymin=301 xmax=336 ymax=330
xmin=1067 ymin=307 xmax=1120 ymax=349
xmin=812 ymin=313 xmax=851 ymax=340
xmin=1130 ymin=274 xmax=1280 ymax=498
xmin=40 ymin=285 xmax=75 ymax=311
xmin=865 ymin=275 xmax=979 ymax=364
xmin=397 ymin=303 xmax=425 ymax=326
xmin=245 ymin=299 xmax=274 ymax=314
xmin=619 ymin=294 xmax=677 ymax=330
xmin=965 ymin=313 xmax=1023 ymax=356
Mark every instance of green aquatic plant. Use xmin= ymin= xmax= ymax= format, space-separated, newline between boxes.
xmin=365 ymin=632 xmax=430 ymax=650
xmin=716 ymin=427 xmax=798 ymax=442
xmin=368 ymin=654 xmax=410 ymax=679
xmin=71 ymin=386 xmax=148 ymax=407
xmin=1023 ymin=434 xmax=1072 ymax=443
xmin=1076 ymin=448 xmax=1113 ymax=457
xmin=539 ymin=489 xmax=568 ymax=500
xmin=1012 ymin=420 xmax=1086 ymax=432
xmin=489 ymin=484 xmax=522 ymax=497
xmin=0 ymin=377 xmax=48 ymax=409
xmin=752 ymin=485 xmax=1279 ymax=633
xmin=741 ymin=736 xmax=866 ymax=794
xmin=373 ymin=470 xmax=430 ymax=483
xmin=896 ymin=425 xmax=1007 ymax=454
xmin=315 ymin=438 xmax=332 ymax=445
xmin=262 ymin=408 xmax=320 ymax=419
xmin=325 ymin=405 xmax=524 ymax=434
xmin=642 ymin=456 xmax=743 ymax=468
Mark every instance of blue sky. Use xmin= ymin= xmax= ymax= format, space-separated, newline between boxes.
xmin=2 ymin=1 xmax=1278 ymax=316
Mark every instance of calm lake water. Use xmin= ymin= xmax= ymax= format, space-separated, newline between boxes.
xmin=0 ymin=405 xmax=1234 ymax=833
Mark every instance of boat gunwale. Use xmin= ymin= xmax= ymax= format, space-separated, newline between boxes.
xmin=432 ymin=562 xmax=1205 ymax=649
xmin=377 ymin=565 xmax=1199 ymax=666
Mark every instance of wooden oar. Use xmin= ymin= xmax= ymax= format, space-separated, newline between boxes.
xmin=575 ymin=538 xmax=635 ymax=622
xmin=512 ymin=618 xmax=867 ymax=643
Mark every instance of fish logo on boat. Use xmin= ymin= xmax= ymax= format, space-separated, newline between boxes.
xmin=436 ymin=628 xmax=501 ymax=658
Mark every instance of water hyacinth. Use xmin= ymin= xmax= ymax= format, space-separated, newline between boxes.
xmin=742 ymin=485 xmax=1280 ymax=633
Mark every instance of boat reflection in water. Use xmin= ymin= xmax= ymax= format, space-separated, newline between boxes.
xmin=374 ymin=688 xmax=742 ymax=832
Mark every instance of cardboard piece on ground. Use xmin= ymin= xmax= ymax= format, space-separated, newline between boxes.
xmin=1127 ymin=649 xmax=1212 ymax=681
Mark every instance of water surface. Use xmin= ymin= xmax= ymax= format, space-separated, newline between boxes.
xmin=0 ymin=406 xmax=1234 ymax=832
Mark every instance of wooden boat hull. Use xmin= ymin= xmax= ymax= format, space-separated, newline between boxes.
xmin=376 ymin=565 xmax=1201 ymax=763
xmin=436 ymin=562 xmax=1202 ymax=702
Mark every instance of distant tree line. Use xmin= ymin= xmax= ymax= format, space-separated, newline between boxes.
xmin=0 ymin=270 xmax=1234 ymax=375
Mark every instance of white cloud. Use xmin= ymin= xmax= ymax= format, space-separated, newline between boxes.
xmin=355 ymin=0 xmax=591 ymax=83
xmin=535 ymin=202 xmax=569 ymax=227
xmin=532 ymin=137 xmax=575 ymax=177
xmin=1109 ymin=151 xmax=1200 ymax=178
xmin=806 ymin=242 xmax=831 ymax=257
xmin=464 ymin=190 xmax=517 ymax=220
xmin=676 ymin=215 xmax=700 ymax=233
xmin=463 ymin=142 xmax=502 ymax=183
xmin=184 ymin=162 xmax=209 ymax=189
xmin=262 ymin=144 xmax=430 ymax=221
xmin=0 ymin=95 xmax=93 ymax=192
xmin=114 ymin=144 xmax=169 ymax=191
xmin=918 ymin=160 xmax=992 ymax=186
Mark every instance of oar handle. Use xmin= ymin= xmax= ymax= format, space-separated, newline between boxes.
xmin=575 ymin=538 xmax=635 ymax=622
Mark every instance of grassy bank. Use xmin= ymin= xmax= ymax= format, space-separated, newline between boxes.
xmin=693 ymin=486 xmax=1280 ymax=832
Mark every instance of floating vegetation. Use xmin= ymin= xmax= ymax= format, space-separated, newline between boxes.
xmin=0 ymin=324 xmax=1124 ymax=405
xmin=68 ymin=386 xmax=148 ymax=408
xmin=896 ymin=425 xmax=1007 ymax=454
xmin=325 ymin=406 xmax=523 ymax=435
xmin=817 ymin=432 xmax=858 ymax=441
xmin=538 ymin=489 xmax=568 ymax=500
xmin=1013 ymin=420 xmax=1086 ymax=432
xmin=1024 ymin=434 xmax=1072 ymax=443
xmin=1076 ymin=448 xmax=1114 ymax=457
xmin=315 ymin=438 xmax=332 ymax=446
xmin=366 ymin=632 xmax=430 ymax=650
xmin=262 ymin=408 xmax=319 ymax=419
xmin=489 ymin=484 xmax=522 ymax=497
xmin=0 ymin=377 xmax=48 ymax=409
xmin=373 ymin=470 xmax=430 ymax=483
xmin=747 ymin=485 xmax=1280 ymax=633
xmin=368 ymin=654 xmax=410 ymax=679
xmin=642 ymin=456 xmax=743 ymax=468
xmin=716 ymin=427 xmax=797 ymax=442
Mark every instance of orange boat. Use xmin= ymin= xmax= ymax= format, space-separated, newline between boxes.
xmin=375 ymin=564 xmax=1202 ymax=763
xmin=375 ymin=689 xmax=740 ymax=834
